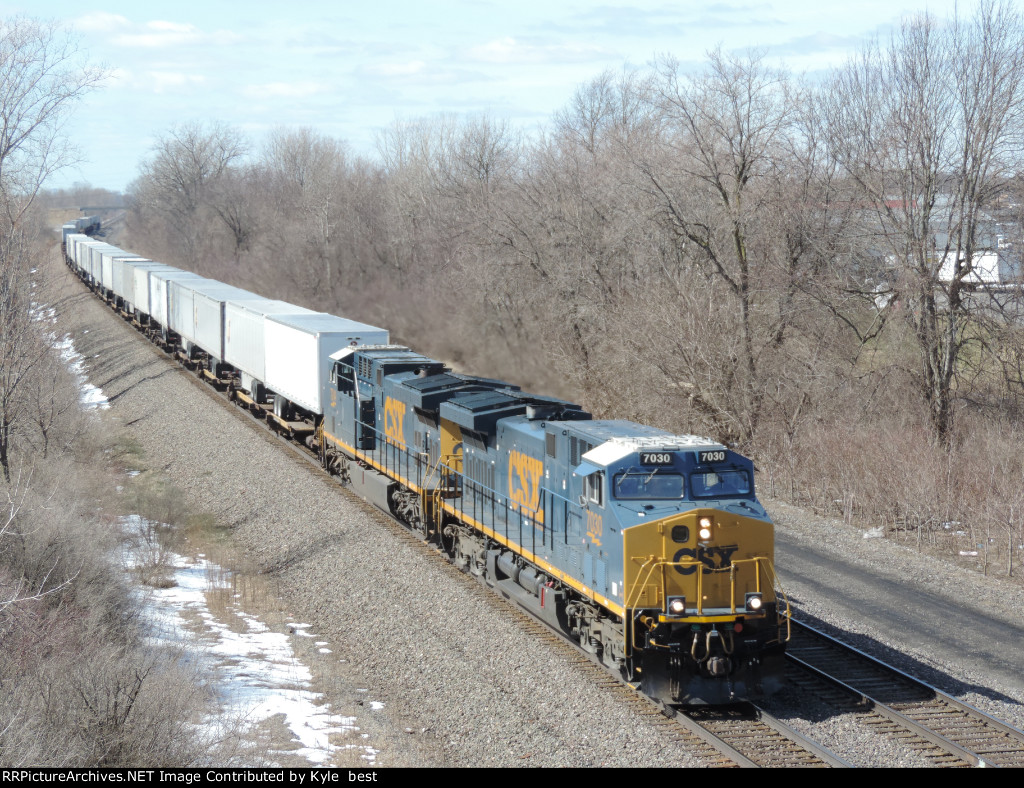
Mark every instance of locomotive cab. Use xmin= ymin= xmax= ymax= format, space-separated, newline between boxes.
xmin=569 ymin=432 xmax=789 ymax=704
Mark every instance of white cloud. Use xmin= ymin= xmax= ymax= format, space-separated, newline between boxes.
xmin=242 ymin=82 xmax=328 ymax=98
xmin=147 ymin=21 xmax=196 ymax=34
xmin=73 ymin=12 xmax=133 ymax=33
xmin=467 ymin=36 xmax=610 ymax=64
xmin=144 ymin=71 xmax=207 ymax=93
xmin=94 ymin=18 xmax=242 ymax=49
xmin=364 ymin=61 xmax=427 ymax=77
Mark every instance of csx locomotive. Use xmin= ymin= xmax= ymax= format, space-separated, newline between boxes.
xmin=62 ymin=224 xmax=789 ymax=705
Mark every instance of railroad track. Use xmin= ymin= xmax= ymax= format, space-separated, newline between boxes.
xmin=676 ymin=704 xmax=850 ymax=767
xmin=787 ymin=619 xmax=1024 ymax=767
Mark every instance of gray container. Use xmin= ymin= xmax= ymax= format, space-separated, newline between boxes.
xmin=224 ymin=298 xmax=317 ymax=394
xmin=264 ymin=313 xmax=390 ymax=415
xmin=65 ymin=234 xmax=88 ymax=269
xmin=78 ymin=240 xmax=107 ymax=283
xmin=148 ymin=269 xmax=201 ymax=331
xmin=168 ymin=278 xmax=200 ymax=340
xmin=73 ymin=236 xmax=92 ymax=272
xmin=96 ymin=245 xmax=121 ymax=291
xmin=168 ymin=279 xmax=256 ymax=359
xmin=86 ymin=243 xmax=109 ymax=281
xmin=73 ymin=238 xmax=93 ymax=278
xmin=98 ymin=247 xmax=146 ymax=293
xmin=112 ymin=257 xmax=151 ymax=304
xmin=123 ymin=261 xmax=176 ymax=316
xmin=87 ymin=243 xmax=119 ymax=288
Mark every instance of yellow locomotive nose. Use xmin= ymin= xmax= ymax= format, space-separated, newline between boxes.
xmin=623 ymin=509 xmax=777 ymax=621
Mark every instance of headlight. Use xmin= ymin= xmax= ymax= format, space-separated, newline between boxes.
xmin=667 ymin=596 xmax=686 ymax=615
xmin=698 ymin=516 xmax=713 ymax=541
xmin=745 ymin=592 xmax=764 ymax=612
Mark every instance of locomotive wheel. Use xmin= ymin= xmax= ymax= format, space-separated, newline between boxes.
xmin=440 ymin=523 xmax=457 ymax=559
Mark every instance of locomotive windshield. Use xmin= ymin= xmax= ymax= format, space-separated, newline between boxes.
xmin=613 ymin=470 xmax=685 ymax=500
xmin=690 ymin=469 xmax=751 ymax=498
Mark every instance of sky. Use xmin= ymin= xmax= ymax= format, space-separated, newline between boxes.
xmin=8 ymin=1 xmax=988 ymax=193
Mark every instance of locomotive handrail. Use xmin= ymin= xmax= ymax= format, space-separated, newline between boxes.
xmin=760 ymin=559 xmax=792 ymax=644
xmin=626 ymin=555 xmax=777 ymax=617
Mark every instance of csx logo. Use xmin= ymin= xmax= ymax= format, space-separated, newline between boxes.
xmin=586 ymin=511 xmax=603 ymax=546
xmin=384 ymin=397 xmax=406 ymax=445
xmin=673 ymin=545 xmax=739 ymax=575
xmin=509 ymin=449 xmax=544 ymax=524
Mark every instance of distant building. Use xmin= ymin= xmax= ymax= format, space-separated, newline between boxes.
xmin=938 ymin=249 xmax=1022 ymax=286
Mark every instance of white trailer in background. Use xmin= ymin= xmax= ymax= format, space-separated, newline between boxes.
xmin=148 ymin=269 xmax=203 ymax=337
xmin=166 ymin=278 xmax=258 ymax=369
xmin=122 ymin=261 xmax=177 ymax=318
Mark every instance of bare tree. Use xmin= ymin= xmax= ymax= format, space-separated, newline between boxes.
xmin=0 ymin=18 xmax=105 ymax=225
xmin=203 ymin=165 xmax=258 ymax=263
xmin=0 ymin=19 xmax=104 ymax=481
xmin=636 ymin=49 xmax=799 ymax=445
xmin=262 ymin=127 xmax=350 ymax=293
xmin=0 ymin=239 xmax=46 ymax=480
xmin=132 ymin=122 xmax=247 ymax=267
xmin=822 ymin=1 xmax=1024 ymax=447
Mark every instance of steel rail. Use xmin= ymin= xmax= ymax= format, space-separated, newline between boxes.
xmin=789 ymin=618 xmax=1024 ymax=767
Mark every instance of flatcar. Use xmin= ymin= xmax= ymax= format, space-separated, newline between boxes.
xmin=61 ymin=223 xmax=790 ymax=705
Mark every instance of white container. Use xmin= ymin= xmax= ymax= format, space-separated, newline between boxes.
xmin=112 ymin=257 xmax=152 ymax=304
xmin=65 ymin=234 xmax=88 ymax=269
xmin=264 ymin=313 xmax=389 ymax=415
xmin=224 ymin=298 xmax=317 ymax=392
xmin=86 ymin=243 xmax=110 ymax=282
xmin=87 ymin=243 xmax=118 ymax=287
xmin=124 ymin=261 xmax=176 ymax=316
xmin=79 ymin=240 xmax=108 ymax=284
xmin=148 ymin=269 xmax=201 ymax=331
xmin=98 ymin=248 xmax=146 ymax=293
xmin=168 ymin=279 xmax=256 ymax=359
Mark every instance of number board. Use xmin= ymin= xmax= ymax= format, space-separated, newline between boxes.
xmin=639 ymin=451 xmax=673 ymax=465
xmin=698 ymin=450 xmax=727 ymax=464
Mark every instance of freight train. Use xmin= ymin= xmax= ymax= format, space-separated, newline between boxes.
xmin=62 ymin=223 xmax=790 ymax=705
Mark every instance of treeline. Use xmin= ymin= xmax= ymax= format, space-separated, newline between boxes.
xmin=124 ymin=2 xmax=1024 ymax=577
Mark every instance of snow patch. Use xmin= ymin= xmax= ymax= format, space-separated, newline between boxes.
xmin=119 ymin=515 xmax=378 ymax=766
xmin=30 ymin=301 xmax=109 ymax=410
xmin=53 ymin=333 xmax=110 ymax=409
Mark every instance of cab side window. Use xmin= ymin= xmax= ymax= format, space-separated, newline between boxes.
xmin=584 ymin=471 xmax=604 ymax=507
xmin=334 ymin=362 xmax=355 ymax=394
